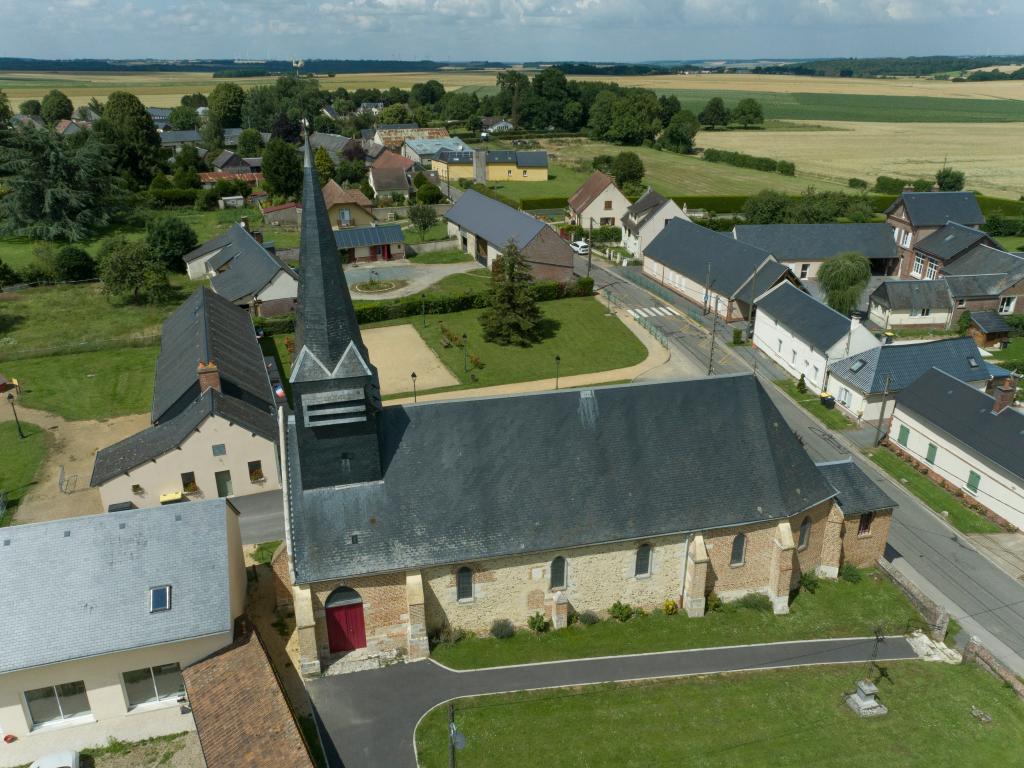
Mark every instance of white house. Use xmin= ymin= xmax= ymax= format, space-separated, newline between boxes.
xmin=890 ymin=368 xmax=1024 ymax=529
xmin=0 ymin=500 xmax=245 ymax=766
xmin=621 ymin=188 xmax=689 ymax=258
xmin=754 ymin=282 xmax=879 ymax=392
xmin=567 ymin=171 xmax=630 ymax=229
xmin=867 ymin=280 xmax=954 ymax=330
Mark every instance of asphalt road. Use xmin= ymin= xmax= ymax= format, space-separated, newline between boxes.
xmin=309 ymin=637 xmax=916 ymax=768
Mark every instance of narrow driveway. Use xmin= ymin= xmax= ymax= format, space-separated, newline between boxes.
xmin=308 ymin=636 xmax=916 ymax=768
xmin=232 ymin=489 xmax=285 ymax=544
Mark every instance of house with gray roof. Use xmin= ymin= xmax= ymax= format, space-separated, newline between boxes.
xmin=868 ymin=279 xmax=954 ymax=330
xmin=733 ymin=223 xmax=898 ymax=280
xmin=309 ymin=131 xmax=352 ymax=159
xmin=334 ymin=224 xmax=405 ymax=262
xmin=941 ymin=245 xmax=1024 ymax=318
xmin=91 ymin=288 xmax=281 ymax=511
xmin=273 ymin=139 xmax=895 ymax=676
xmin=444 ymin=189 xmax=574 ymax=281
xmin=0 ymin=500 xmax=245 ymax=759
xmin=825 ymin=335 xmax=1009 ymax=424
xmin=644 ymin=217 xmax=793 ymax=322
xmin=891 ymin=368 xmax=1024 ymax=529
xmin=621 ymin=187 xmax=689 ymax=258
xmin=886 ymin=190 xmax=985 ymax=279
xmin=753 ymin=281 xmax=879 ymax=391
xmin=401 ymin=136 xmax=469 ymax=164
xmin=968 ymin=310 xmax=1013 ymax=349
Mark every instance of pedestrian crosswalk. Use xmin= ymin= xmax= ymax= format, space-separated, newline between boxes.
xmin=625 ymin=305 xmax=681 ymax=319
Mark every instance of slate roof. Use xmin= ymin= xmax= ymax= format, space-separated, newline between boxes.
xmin=828 ymin=336 xmax=1001 ymax=395
xmin=941 ymin=245 xmax=1024 ymax=299
xmin=646 ymin=218 xmax=789 ymax=299
xmin=334 ymin=224 xmax=404 ymax=249
xmin=971 ymin=310 xmax=1012 ymax=334
xmin=568 ymin=171 xmax=616 ymax=213
xmin=0 ymin=500 xmax=234 ymax=674
xmin=755 ymin=281 xmax=853 ymax=353
xmin=733 ymin=223 xmax=897 ymax=263
xmin=622 ymin=187 xmax=668 ymax=235
xmin=309 ymin=131 xmax=351 ymax=157
xmin=815 ymin=459 xmax=896 ymax=517
xmin=870 ymin=280 xmax=953 ymax=311
xmin=444 ymin=189 xmax=544 ymax=250
xmin=151 ymin=287 xmax=274 ymax=424
xmin=887 ymin=191 xmax=984 ymax=227
xmin=914 ymin=222 xmax=991 ymax=261
xmin=369 ymin=165 xmax=410 ymax=192
xmin=183 ymin=227 xmax=235 ymax=264
xmin=895 ymin=367 xmax=1024 ymax=482
xmin=286 ymin=375 xmax=837 ymax=583
xmin=484 ymin=150 xmax=548 ymax=168
xmin=209 ymin=245 xmax=297 ymax=303
xmin=91 ymin=389 xmax=277 ymax=486
xmin=160 ymin=129 xmax=201 ymax=145
xmin=435 ymin=149 xmax=474 ymax=165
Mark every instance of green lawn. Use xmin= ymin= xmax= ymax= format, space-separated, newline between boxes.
xmin=407 ymin=248 xmax=473 ymax=264
xmin=416 ymin=662 xmax=1024 ymax=768
xmin=0 ymin=421 xmax=50 ymax=526
xmin=867 ymin=448 xmax=1002 ymax=534
xmin=251 ymin=540 xmax=282 ymax=565
xmin=403 ymin=221 xmax=450 ymax=244
xmin=484 ymin=164 xmax=593 ymax=202
xmin=999 ymin=235 xmax=1024 ymax=252
xmin=419 ymin=268 xmax=491 ymax=296
xmin=990 ymin=335 xmax=1024 ymax=363
xmin=4 ymin=346 xmax=159 ymax=421
xmin=431 ymin=570 xmax=920 ymax=670
xmin=774 ymin=378 xmax=855 ymax=430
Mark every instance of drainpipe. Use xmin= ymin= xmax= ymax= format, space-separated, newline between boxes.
xmin=680 ymin=533 xmax=693 ymax=608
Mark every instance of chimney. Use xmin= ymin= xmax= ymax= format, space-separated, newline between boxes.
xmin=239 ymin=216 xmax=250 ymax=230
xmin=903 ymin=185 xmax=915 ymax=193
xmin=992 ymin=376 xmax=1017 ymax=414
xmin=197 ymin=361 xmax=221 ymax=393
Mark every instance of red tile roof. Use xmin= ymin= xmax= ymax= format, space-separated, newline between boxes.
xmin=372 ymin=150 xmax=414 ymax=171
xmin=261 ymin=202 xmax=302 ymax=214
xmin=568 ymin=171 xmax=616 ymax=214
xmin=321 ymin=179 xmax=373 ymax=210
xmin=199 ymin=171 xmax=265 ymax=185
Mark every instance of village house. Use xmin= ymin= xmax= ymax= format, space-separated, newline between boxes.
xmin=309 ymin=131 xmax=353 ymax=160
xmin=482 ymin=150 xmax=549 ymax=182
xmin=146 ymin=106 xmax=173 ymax=130
xmin=271 ymin=142 xmax=894 ymax=673
xmin=621 ymin=188 xmax=689 ymax=258
xmin=480 ymin=116 xmax=514 ymax=132
xmin=368 ymin=165 xmax=410 ymax=200
xmin=942 ymin=245 xmax=1024 ymax=318
xmin=825 ymin=336 xmax=1010 ymax=424
xmin=401 ymin=137 xmax=469 ymax=164
xmin=733 ymin=223 xmax=899 ymax=279
xmin=644 ymin=217 xmax=792 ymax=322
xmin=321 ymin=179 xmax=375 ymax=228
xmin=868 ymin=280 xmax=954 ymax=330
xmin=753 ymin=281 xmax=879 ymax=392
xmin=90 ymin=288 xmax=281 ymax=511
xmin=967 ymin=310 xmax=1013 ymax=349
xmin=431 ymin=149 xmax=475 ymax=183
xmin=260 ymin=201 xmax=302 ymax=228
xmin=371 ymin=149 xmax=415 ymax=173
xmin=445 ymin=189 xmax=574 ymax=281
xmin=373 ymin=125 xmax=449 ymax=150
xmin=334 ymin=224 xmax=405 ymax=262
xmin=567 ymin=171 xmax=630 ymax=228
xmin=358 ymin=101 xmax=384 ymax=116
xmin=886 ymin=191 xmax=985 ymax=279
xmin=890 ymin=368 xmax=1023 ymax=529
xmin=0 ymin=500 xmax=245 ymax=764
xmin=210 ymin=150 xmax=254 ymax=174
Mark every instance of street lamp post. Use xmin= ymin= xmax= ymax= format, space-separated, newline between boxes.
xmin=7 ymin=393 xmax=24 ymax=439
xmin=462 ymin=334 xmax=468 ymax=372
xmin=411 ymin=372 xmax=418 ymax=403
xmin=555 ymin=355 xmax=561 ymax=389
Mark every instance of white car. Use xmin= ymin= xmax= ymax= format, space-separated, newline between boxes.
xmin=569 ymin=240 xmax=590 ymax=255
xmin=30 ymin=753 xmax=80 ymax=768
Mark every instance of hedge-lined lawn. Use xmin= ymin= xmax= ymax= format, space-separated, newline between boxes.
xmin=417 ymin=662 xmax=1024 ymax=768
xmin=431 ymin=569 xmax=920 ymax=670
xmin=991 ymin=336 xmax=1024 ymax=363
xmin=407 ymin=248 xmax=473 ymax=264
xmin=420 ymin=268 xmax=491 ymax=295
xmin=867 ymin=448 xmax=1002 ymax=534
xmin=0 ymin=421 xmax=50 ymax=526
xmin=484 ymin=165 xmax=592 ymax=202
xmin=403 ymin=221 xmax=450 ymax=244
xmin=4 ymin=346 xmax=159 ymax=421
xmin=774 ymin=378 xmax=855 ymax=431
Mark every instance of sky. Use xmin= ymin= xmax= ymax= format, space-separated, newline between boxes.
xmin=0 ymin=0 xmax=1021 ymax=61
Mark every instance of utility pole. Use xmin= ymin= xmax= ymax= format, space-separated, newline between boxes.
xmin=703 ymin=263 xmax=711 ymax=316
xmin=874 ymin=374 xmax=892 ymax=446
xmin=748 ymin=262 xmax=761 ymax=376
xmin=707 ymin=297 xmax=719 ymax=376
xmin=587 ymin=217 xmax=593 ymax=278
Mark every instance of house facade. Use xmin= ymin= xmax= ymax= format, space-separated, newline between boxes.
xmin=621 ymin=188 xmax=689 ymax=258
xmin=885 ymin=192 xmax=985 ymax=280
xmin=334 ymin=224 xmax=406 ymax=262
xmin=482 ymin=150 xmax=549 ymax=182
xmin=733 ymin=223 xmax=898 ymax=279
xmin=567 ymin=171 xmax=630 ymax=228
xmin=368 ymin=165 xmax=410 ymax=199
xmin=321 ymin=180 xmax=374 ymax=228
xmin=432 ymin=150 xmax=475 ymax=183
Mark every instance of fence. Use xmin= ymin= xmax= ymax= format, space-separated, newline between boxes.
xmin=615 ymin=267 xmax=704 ymax=323
xmin=371 ymin=203 xmax=452 ymax=221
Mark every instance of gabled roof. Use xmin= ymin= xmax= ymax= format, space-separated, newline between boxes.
xmin=886 ymin=191 xmax=984 ymax=228
xmin=286 ymin=375 xmax=837 ymax=584
xmin=334 ymin=224 xmax=404 ymax=249
xmin=435 ymin=149 xmax=474 ymax=165
xmin=0 ymin=500 xmax=234 ymax=674
xmin=484 ymin=150 xmax=548 ymax=168
xmin=733 ymin=223 xmax=897 ymax=263
xmin=870 ymin=280 xmax=952 ymax=311
xmin=970 ymin=310 xmax=1012 ymax=334
xmin=309 ymin=131 xmax=351 ymax=157
xmin=646 ymin=218 xmax=789 ymax=299
xmin=372 ymin=150 xmax=414 ymax=170
xmin=444 ymin=189 xmax=544 ymax=250
xmin=815 ymin=459 xmax=896 ymax=517
xmin=151 ymin=287 xmax=274 ymax=423
xmin=942 ymin=245 xmax=1024 ymax=298
xmin=183 ymin=225 xmax=240 ymax=263
xmin=160 ymin=129 xmax=201 ymax=144
xmin=828 ymin=336 xmax=999 ymax=394
xmin=622 ymin=188 xmax=674 ymax=235
xmin=212 ymin=149 xmax=244 ymax=169
xmin=368 ymin=165 xmax=409 ymax=191
xmin=568 ymin=171 xmax=617 ymax=214
xmin=895 ymin=367 xmax=1024 ymax=482
xmin=321 ymin=179 xmax=372 ymax=210
xmin=210 ymin=241 xmax=296 ymax=303
xmin=755 ymin=281 xmax=854 ymax=353
xmin=914 ymin=221 xmax=993 ymax=261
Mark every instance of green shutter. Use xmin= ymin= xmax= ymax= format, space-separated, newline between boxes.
xmin=897 ymin=425 xmax=910 ymax=447
xmin=967 ymin=471 xmax=981 ymax=495
xmin=926 ymin=443 xmax=937 ymax=464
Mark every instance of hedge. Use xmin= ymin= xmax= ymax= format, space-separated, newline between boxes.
xmin=976 ymin=195 xmax=1024 ymax=217
xmin=702 ymin=148 xmax=796 ymax=176
xmin=147 ymin=188 xmax=199 ymax=207
xmin=520 ymin=197 xmax=570 ymax=211
xmin=563 ymin=224 xmax=622 ymax=243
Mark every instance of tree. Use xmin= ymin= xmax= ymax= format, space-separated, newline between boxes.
xmin=51 ymin=245 xmax=96 ymax=282
xmin=377 ymin=103 xmax=411 ymax=125
xmin=235 ymin=128 xmax=264 ymax=157
xmin=409 ymin=80 xmax=445 ymax=108
xmin=818 ymin=251 xmax=871 ymax=316
xmin=591 ymin=154 xmax=615 ymax=175
xmin=0 ymin=90 xmax=11 ymax=125
xmin=730 ymin=98 xmax=764 ymax=128
xmin=336 ymin=157 xmax=367 ymax=184
xmin=611 ymin=152 xmax=645 ymax=187
xmin=97 ymin=238 xmax=170 ymax=304
xmin=207 ymin=82 xmax=246 ymax=128
xmin=439 ymin=91 xmax=478 ymax=122
xmin=200 ymin=113 xmax=225 ymax=152
xmin=181 ymin=93 xmax=207 ymax=109
xmin=270 ymin=114 xmax=300 ymax=143
xmin=167 ymin=105 xmax=199 ymax=131
xmin=0 ymin=129 xmax=124 ymax=241
xmin=936 ymin=167 xmax=966 ymax=191
xmin=409 ymin=203 xmax=437 ymax=237
xmin=561 ymin=100 xmax=584 ymax=131
xmin=698 ymin=97 xmax=730 ymax=129
xmin=496 ymin=70 xmax=531 ymax=126
xmin=40 ymin=89 xmax=73 ymax=125
xmin=314 ymin=146 xmax=335 ymax=186
xmin=172 ymin=144 xmax=202 ymax=189
xmin=262 ymin=138 xmax=302 ymax=198
xmin=146 ymin=216 xmax=198 ymax=272
xmin=95 ymin=90 xmax=162 ymax=185
xmin=742 ymin=190 xmax=792 ymax=224
xmin=957 ymin=310 xmax=973 ymax=335
xmin=659 ymin=110 xmax=700 ymax=153
xmin=19 ymin=99 xmax=41 ymax=116
xmin=415 ymin=184 xmax=444 ymax=205
xmin=480 ymin=241 xmax=543 ymax=346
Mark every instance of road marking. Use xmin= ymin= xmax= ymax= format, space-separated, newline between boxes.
xmin=653 ymin=307 xmax=673 ymax=316
xmin=625 ymin=309 xmax=639 ymax=318
xmin=665 ymin=305 xmax=681 ymax=316
xmin=635 ymin=308 xmax=653 ymax=317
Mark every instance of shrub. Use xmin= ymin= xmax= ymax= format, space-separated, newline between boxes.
xmin=703 ymin=148 xmax=796 ymax=177
xmin=732 ymin=328 xmax=743 ymax=345
xmin=705 ymin=592 xmax=723 ymax=613
xmin=776 ymin=160 xmax=796 ymax=176
xmin=608 ymin=601 xmax=634 ymax=622
xmin=416 ymin=184 xmax=444 ymax=205
xmin=149 ymin=188 xmax=199 ymax=207
xmin=490 ymin=618 xmax=515 ymax=639
xmin=736 ymin=593 xmax=773 ymax=612
xmin=663 ymin=599 xmax=678 ymax=615
xmin=796 ymin=374 xmax=807 ymax=393
xmin=848 ymin=178 xmax=868 ymax=190
xmin=437 ymin=624 xmax=468 ymax=645
xmin=575 ymin=276 xmax=594 ymax=296
xmin=520 ymin=196 xmax=571 ymax=211
xmin=839 ymin=563 xmax=863 ymax=583
xmin=874 ymin=175 xmax=909 ymax=194
xmin=798 ymin=570 xmax=820 ymax=594
xmin=51 ymin=245 xmax=96 ymax=282
xmin=578 ymin=610 xmax=600 ymax=625
xmin=527 ymin=612 xmax=550 ymax=633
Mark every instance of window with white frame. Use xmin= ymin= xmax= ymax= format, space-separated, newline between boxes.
xmin=838 ymin=387 xmax=852 ymax=406
xmin=791 ymin=349 xmax=797 ymax=364
xmin=999 ymin=296 xmax=1016 ymax=314
xmin=902 ymin=231 xmax=913 ymax=248
xmin=956 ymin=299 xmax=966 ymax=308
xmin=910 ymin=308 xmax=931 ymax=317
xmin=122 ymin=664 xmax=184 ymax=709
xmin=24 ymin=681 xmax=91 ymax=727
xmin=925 ymin=261 xmax=938 ymax=280
xmin=150 ymin=585 xmax=171 ymax=612
xmin=911 ymin=254 xmax=925 ymax=277
xmin=800 ymin=264 xmax=810 ymax=279
xmin=777 ymin=339 xmax=783 ymax=353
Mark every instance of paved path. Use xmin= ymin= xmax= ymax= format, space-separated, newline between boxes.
xmin=307 ymin=637 xmax=917 ymax=768
xmin=345 ymin=260 xmax=479 ymax=299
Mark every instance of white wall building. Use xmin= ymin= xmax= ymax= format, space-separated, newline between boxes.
xmin=621 ymin=188 xmax=689 ymax=258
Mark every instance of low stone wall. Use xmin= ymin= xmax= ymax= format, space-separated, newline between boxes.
xmin=876 ymin=557 xmax=948 ymax=641
xmin=407 ymin=238 xmax=458 ymax=255
xmin=372 ymin=203 xmax=452 ymax=221
xmin=962 ymin=637 xmax=1024 ymax=699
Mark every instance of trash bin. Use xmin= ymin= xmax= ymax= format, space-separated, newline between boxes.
xmin=820 ymin=393 xmax=836 ymax=409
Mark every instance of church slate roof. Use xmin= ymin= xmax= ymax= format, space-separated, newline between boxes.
xmin=815 ymin=459 xmax=896 ymax=518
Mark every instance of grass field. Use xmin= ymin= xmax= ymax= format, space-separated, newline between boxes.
xmin=1000 ymin=235 xmax=1024 ymax=251
xmin=774 ymin=378 xmax=855 ymax=431
xmin=432 ymin=569 xmax=919 ymax=670
xmin=0 ymin=420 xmax=50 ymax=526
xmin=407 ymin=248 xmax=473 ymax=264
xmin=416 ymin=662 xmax=1024 ymax=768
xmin=403 ymin=221 xmax=450 ymax=244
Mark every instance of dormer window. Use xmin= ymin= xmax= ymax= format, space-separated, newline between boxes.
xmin=150 ymin=585 xmax=171 ymax=612
xmin=850 ymin=359 xmax=866 ymax=374
xmin=967 ymin=356 xmax=979 ymax=369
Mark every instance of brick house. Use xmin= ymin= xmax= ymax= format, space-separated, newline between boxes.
xmin=567 ymin=171 xmax=630 ymax=228
xmin=885 ymin=192 xmax=985 ymax=280
xmin=272 ymin=141 xmax=895 ymax=675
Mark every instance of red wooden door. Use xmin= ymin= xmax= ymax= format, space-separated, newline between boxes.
xmin=327 ymin=603 xmax=367 ymax=653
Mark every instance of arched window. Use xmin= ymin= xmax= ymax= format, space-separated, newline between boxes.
xmin=550 ymin=556 xmax=567 ymax=589
xmin=798 ymin=517 xmax=811 ymax=550
xmin=730 ymin=534 xmax=746 ymax=566
xmin=456 ymin=566 xmax=474 ymax=601
xmin=635 ymin=544 xmax=652 ymax=577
